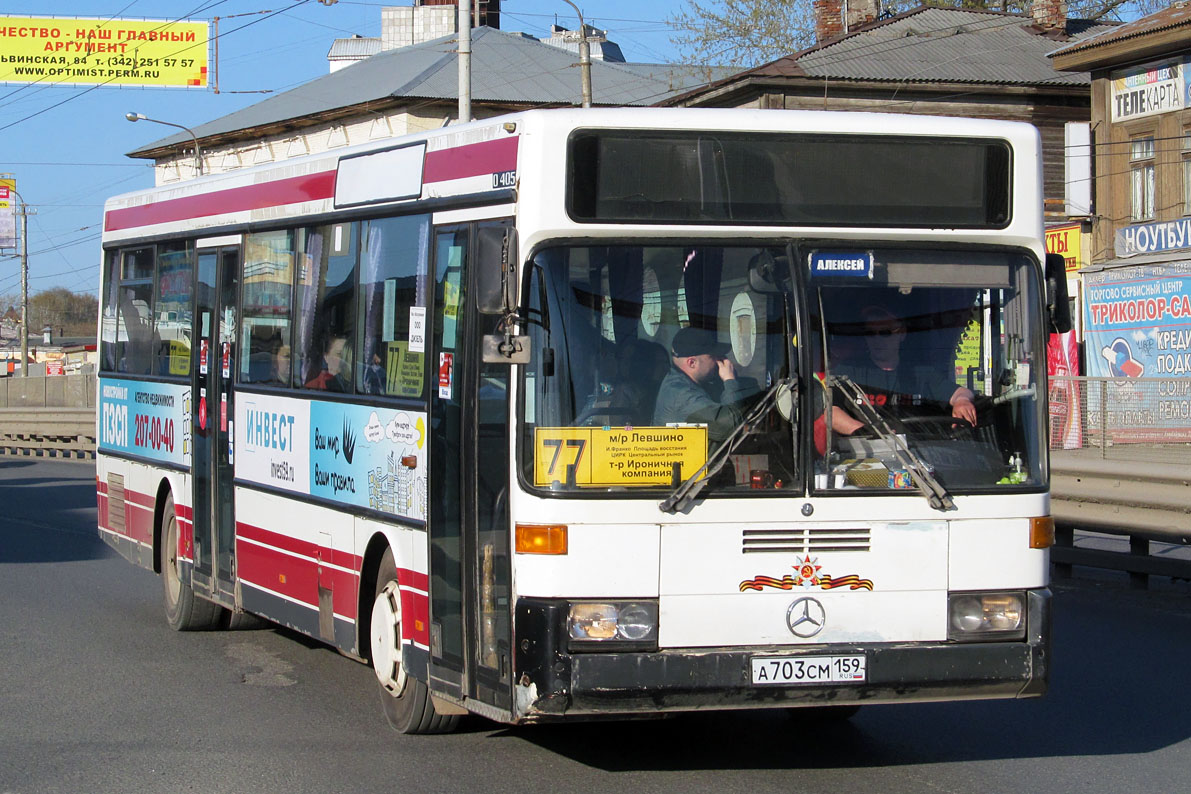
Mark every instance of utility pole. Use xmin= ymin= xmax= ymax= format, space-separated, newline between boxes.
xmin=459 ymin=0 xmax=472 ymax=123
xmin=10 ymin=190 xmax=33 ymax=377
xmin=19 ymin=196 xmax=27 ymax=377
xmin=560 ymin=1 xmax=592 ymax=108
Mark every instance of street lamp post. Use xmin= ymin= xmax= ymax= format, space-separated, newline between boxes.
xmin=559 ymin=1 xmax=592 ymax=108
xmin=13 ymin=188 xmax=28 ymax=377
xmin=125 ymin=112 xmax=204 ymax=176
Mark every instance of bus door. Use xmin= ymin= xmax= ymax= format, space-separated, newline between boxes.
xmin=191 ymin=244 xmax=240 ymax=605
xmin=427 ymin=222 xmax=513 ymax=713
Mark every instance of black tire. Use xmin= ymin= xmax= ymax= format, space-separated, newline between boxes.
xmin=160 ymin=494 xmax=222 ymax=631
xmin=370 ymin=548 xmax=460 ymax=734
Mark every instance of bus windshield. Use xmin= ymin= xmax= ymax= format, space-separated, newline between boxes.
xmin=521 ymin=243 xmax=798 ymax=495
xmin=811 ymin=248 xmax=1046 ymax=497
xmin=520 ymin=243 xmax=1046 ymax=501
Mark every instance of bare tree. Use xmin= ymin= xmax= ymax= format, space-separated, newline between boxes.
xmin=28 ymin=288 xmax=98 ymax=338
xmin=670 ymin=0 xmax=1172 ymax=68
xmin=670 ymin=0 xmax=818 ymax=68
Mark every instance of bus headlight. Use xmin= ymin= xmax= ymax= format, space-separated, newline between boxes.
xmin=568 ymin=601 xmax=658 ymax=647
xmin=948 ymin=591 xmax=1025 ymax=641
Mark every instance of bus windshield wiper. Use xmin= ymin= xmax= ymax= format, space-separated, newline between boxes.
xmin=829 ymin=374 xmax=955 ymax=512
xmin=659 ymin=377 xmax=796 ymax=514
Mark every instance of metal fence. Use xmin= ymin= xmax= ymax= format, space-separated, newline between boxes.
xmin=1047 ymin=376 xmax=1191 ymax=463
xmin=1048 ymin=375 xmax=1191 ymax=588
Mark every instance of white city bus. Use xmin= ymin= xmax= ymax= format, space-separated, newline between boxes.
xmin=97 ymin=108 xmax=1062 ymax=734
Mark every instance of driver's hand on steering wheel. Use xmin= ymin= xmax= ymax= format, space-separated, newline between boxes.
xmin=950 ymin=392 xmax=978 ymax=426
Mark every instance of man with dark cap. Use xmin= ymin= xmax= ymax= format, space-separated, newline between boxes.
xmin=652 ymin=327 xmax=750 ymax=444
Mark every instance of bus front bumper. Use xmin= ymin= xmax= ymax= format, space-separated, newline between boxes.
xmin=512 ymin=588 xmax=1049 ymax=720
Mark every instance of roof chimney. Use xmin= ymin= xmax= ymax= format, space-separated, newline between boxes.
xmin=1032 ymin=0 xmax=1066 ymax=30
xmin=814 ymin=0 xmax=880 ymax=43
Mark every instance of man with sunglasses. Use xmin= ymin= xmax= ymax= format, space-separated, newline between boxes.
xmin=827 ymin=304 xmax=977 ymax=437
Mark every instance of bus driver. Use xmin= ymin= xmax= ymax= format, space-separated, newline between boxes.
xmin=826 ymin=304 xmax=978 ymax=437
xmin=652 ymin=327 xmax=752 ymax=445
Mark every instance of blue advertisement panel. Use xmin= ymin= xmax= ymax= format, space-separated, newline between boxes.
xmin=1082 ymin=261 xmax=1191 ymax=440
xmin=235 ymin=393 xmax=427 ymax=523
xmin=98 ymin=377 xmax=191 ymax=467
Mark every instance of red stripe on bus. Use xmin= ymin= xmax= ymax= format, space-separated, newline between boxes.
xmin=236 ymin=539 xmax=319 ymax=607
xmin=103 ymin=170 xmax=337 ymax=232
xmin=399 ymin=586 xmax=430 ymax=646
xmin=423 ymin=136 xmax=517 ymax=183
xmin=235 ymin=536 xmax=361 ymax=620
xmin=236 ymin=521 xmax=363 ymax=572
xmin=397 ymin=566 xmax=428 ymax=593
xmin=126 ymin=497 xmax=154 ymax=546
xmin=124 ymin=490 xmax=156 ymax=509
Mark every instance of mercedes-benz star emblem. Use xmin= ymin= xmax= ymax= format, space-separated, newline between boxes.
xmin=786 ymin=597 xmax=826 ymax=638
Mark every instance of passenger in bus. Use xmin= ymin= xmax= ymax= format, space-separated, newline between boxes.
xmin=652 ymin=327 xmax=750 ymax=444
xmin=824 ymin=304 xmax=977 ymax=438
xmin=271 ymin=343 xmax=292 ymax=386
xmin=305 ymin=334 xmax=350 ymax=392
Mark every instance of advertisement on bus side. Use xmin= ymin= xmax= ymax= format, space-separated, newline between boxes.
xmin=98 ymin=377 xmax=191 ymax=467
xmin=235 ymin=393 xmax=428 ymax=523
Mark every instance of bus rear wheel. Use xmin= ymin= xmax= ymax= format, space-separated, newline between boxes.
xmin=371 ymin=549 xmax=460 ymax=734
xmin=160 ymin=494 xmax=222 ymax=631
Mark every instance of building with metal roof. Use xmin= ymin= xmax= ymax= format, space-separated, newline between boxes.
xmin=129 ymin=25 xmax=732 ymax=185
xmin=661 ymin=3 xmax=1117 ymax=222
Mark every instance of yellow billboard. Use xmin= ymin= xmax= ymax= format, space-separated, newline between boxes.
xmin=1046 ymin=223 xmax=1084 ymax=274
xmin=0 ymin=16 xmax=208 ymax=87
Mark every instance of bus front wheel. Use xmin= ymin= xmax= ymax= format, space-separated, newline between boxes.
xmin=160 ymin=494 xmax=222 ymax=631
xmin=370 ymin=549 xmax=460 ymax=734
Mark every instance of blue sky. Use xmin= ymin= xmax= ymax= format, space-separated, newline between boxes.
xmin=0 ymin=0 xmax=683 ymax=301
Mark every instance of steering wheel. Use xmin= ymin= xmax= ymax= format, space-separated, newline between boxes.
xmin=899 ymin=415 xmax=975 ymax=440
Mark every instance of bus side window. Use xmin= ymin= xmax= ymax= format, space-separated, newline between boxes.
xmin=115 ymin=247 xmax=155 ymax=375
xmin=241 ymin=230 xmax=296 ymax=386
xmin=357 ymin=215 xmax=430 ymax=397
xmin=155 ymin=242 xmax=193 ymax=378
xmin=296 ymin=223 xmax=358 ymax=394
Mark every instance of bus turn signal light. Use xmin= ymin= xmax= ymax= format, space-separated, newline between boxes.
xmin=516 ymin=524 xmax=568 ymax=555
xmin=1030 ymin=516 xmax=1054 ymax=549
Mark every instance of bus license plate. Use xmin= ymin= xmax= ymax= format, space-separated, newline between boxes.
xmin=750 ymin=655 xmax=866 ymax=685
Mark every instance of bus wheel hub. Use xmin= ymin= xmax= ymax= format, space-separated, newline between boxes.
xmin=371 ymin=581 xmax=406 ymax=695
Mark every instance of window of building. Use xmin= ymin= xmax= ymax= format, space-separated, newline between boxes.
xmin=1131 ymin=134 xmax=1155 ymax=221
xmin=1183 ymin=129 xmax=1191 ymax=215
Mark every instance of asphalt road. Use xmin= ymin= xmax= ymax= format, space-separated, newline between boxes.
xmin=2 ymin=457 xmax=1190 ymax=794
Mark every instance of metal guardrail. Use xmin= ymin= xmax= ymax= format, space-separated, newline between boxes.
xmin=0 ymin=407 xmax=95 ymax=459
xmin=1049 ymin=374 xmax=1191 ymax=588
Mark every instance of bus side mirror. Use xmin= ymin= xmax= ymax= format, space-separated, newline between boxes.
xmin=1044 ymin=253 xmax=1072 ymax=334
xmin=748 ymin=250 xmax=788 ymax=294
xmin=477 ymin=225 xmax=530 ymax=364
xmin=476 ymin=226 xmax=517 ymax=315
